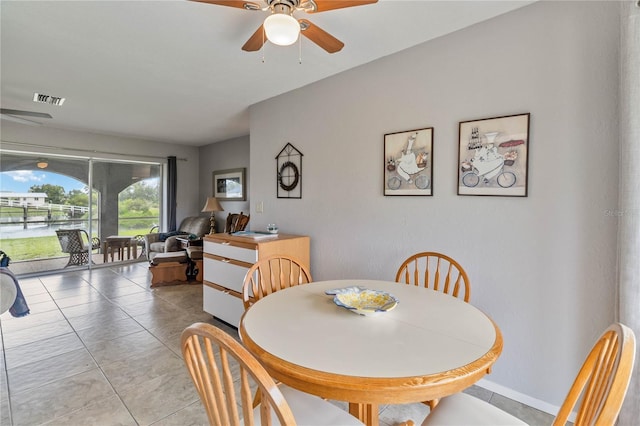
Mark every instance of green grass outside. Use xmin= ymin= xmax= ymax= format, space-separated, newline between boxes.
xmin=0 ymin=227 xmax=151 ymax=261
xmin=0 ymin=236 xmax=64 ymax=260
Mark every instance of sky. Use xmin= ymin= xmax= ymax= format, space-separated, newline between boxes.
xmin=0 ymin=170 xmax=86 ymax=193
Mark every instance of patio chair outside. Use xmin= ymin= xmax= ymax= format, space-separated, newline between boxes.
xmin=56 ymin=229 xmax=100 ymax=267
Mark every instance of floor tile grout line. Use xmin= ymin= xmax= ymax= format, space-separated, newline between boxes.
xmin=26 ymin=271 xmax=144 ymax=426
xmin=92 ymin=265 xmax=204 ymax=423
xmin=6 ymin=265 xmax=210 ymax=425
xmin=1 ymin=312 xmax=14 ymax=425
xmin=5 ymin=264 xmax=547 ymax=425
xmin=63 ymin=264 xmax=198 ymax=424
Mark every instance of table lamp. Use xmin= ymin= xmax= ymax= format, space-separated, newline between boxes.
xmin=201 ymin=197 xmax=224 ymax=234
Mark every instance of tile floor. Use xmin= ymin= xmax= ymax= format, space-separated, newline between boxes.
xmin=9 ymin=252 xmax=139 ymax=276
xmin=0 ymin=262 xmax=554 ymax=425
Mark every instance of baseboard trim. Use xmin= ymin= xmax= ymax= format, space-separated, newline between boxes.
xmin=476 ymin=378 xmax=576 ymax=422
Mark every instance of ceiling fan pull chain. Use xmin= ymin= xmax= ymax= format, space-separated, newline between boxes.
xmin=262 ymin=28 xmax=266 ymax=63
xmin=298 ymin=35 xmax=302 ymax=64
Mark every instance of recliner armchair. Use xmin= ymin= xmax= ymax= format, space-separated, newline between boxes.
xmin=144 ymin=216 xmax=209 ymax=261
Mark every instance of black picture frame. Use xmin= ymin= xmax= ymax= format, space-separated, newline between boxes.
xmin=384 ymin=127 xmax=434 ymax=196
xmin=457 ymin=113 xmax=530 ymax=197
xmin=213 ymin=168 xmax=246 ymax=201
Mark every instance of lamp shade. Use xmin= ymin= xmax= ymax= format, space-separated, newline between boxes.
xmin=201 ymin=197 xmax=224 ymax=213
xmin=263 ymin=13 xmax=300 ymax=46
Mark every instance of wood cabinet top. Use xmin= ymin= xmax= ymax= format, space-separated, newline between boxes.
xmin=204 ymin=233 xmax=308 ymax=245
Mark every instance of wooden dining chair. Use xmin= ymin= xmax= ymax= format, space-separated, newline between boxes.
xmin=395 ymin=252 xmax=470 ymax=303
xmin=420 ymin=322 xmax=636 ymax=426
xmin=242 ymin=255 xmax=312 ymax=309
xmin=224 ymin=211 xmax=250 ymax=233
xmin=181 ymin=322 xmax=364 ymax=426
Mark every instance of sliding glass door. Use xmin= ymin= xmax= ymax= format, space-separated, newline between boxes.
xmin=0 ymin=150 xmax=161 ymax=275
xmin=92 ymin=159 xmax=161 ymax=263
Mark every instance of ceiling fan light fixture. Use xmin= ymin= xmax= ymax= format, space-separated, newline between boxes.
xmin=263 ymin=13 xmax=300 ymax=46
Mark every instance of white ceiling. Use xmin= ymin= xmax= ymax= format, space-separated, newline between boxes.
xmin=1 ymin=0 xmax=533 ymax=147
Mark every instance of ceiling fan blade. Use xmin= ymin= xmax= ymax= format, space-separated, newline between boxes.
xmin=304 ymin=0 xmax=377 ymax=13
xmin=242 ymin=25 xmax=266 ymax=51
xmin=299 ymin=19 xmax=344 ymax=53
xmin=0 ymin=109 xmax=52 ymax=119
xmin=190 ymin=0 xmax=262 ymax=10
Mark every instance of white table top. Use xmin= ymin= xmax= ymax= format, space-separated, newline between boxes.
xmin=241 ymin=279 xmax=499 ymax=379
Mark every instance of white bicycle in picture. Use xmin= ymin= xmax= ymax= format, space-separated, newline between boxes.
xmin=387 ymin=132 xmax=430 ymax=190
xmin=460 ymin=132 xmax=516 ymax=188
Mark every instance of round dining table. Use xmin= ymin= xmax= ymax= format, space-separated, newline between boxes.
xmin=239 ymin=279 xmax=503 ymax=426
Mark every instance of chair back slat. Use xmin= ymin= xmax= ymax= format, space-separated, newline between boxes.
xmin=242 ymin=255 xmax=312 ymax=309
xmin=181 ymin=323 xmax=297 ymax=426
xmin=452 ymin=274 xmax=463 ymax=299
xmin=553 ymin=323 xmax=636 ymax=426
xmin=240 ymin=371 xmax=254 ymax=425
xmin=219 ymin=349 xmax=241 ymax=425
xmin=442 ymin=264 xmax=455 ymax=294
xmin=395 ymin=252 xmax=470 ymax=302
xmin=581 ymin=336 xmax=617 ymax=423
xmin=433 ymin=258 xmax=442 ymax=291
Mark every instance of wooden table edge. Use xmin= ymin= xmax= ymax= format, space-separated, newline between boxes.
xmin=239 ymin=313 xmax=503 ymax=405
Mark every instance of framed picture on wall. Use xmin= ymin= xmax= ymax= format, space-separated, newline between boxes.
xmin=457 ymin=113 xmax=530 ymax=197
xmin=213 ymin=168 xmax=246 ymax=201
xmin=384 ymin=127 xmax=433 ymax=196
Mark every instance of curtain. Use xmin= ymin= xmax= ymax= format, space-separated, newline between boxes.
xmin=167 ymin=156 xmax=177 ymax=232
xmin=617 ymin=1 xmax=640 ymax=424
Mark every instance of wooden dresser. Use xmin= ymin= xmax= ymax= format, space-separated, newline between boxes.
xmin=202 ymin=233 xmax=310 ymax=327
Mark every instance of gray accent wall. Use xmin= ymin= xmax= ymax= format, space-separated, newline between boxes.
xmin=198 ymin=135 xmax=250 ymax=232
xmin=247 ymin=1 xmax=620 ymax=412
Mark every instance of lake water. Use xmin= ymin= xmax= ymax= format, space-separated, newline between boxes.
xmin=0 ymin=222 xmax=90 ymax=239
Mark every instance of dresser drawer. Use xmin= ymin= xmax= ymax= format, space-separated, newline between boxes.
xmin=204 ymin=240 xmax=257 ymax=264
xmin=203 ymin=284 xmax=245 ymax=328
xmin=203 ymin=256 xmax=249 ymax=293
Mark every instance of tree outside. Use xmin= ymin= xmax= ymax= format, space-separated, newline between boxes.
xmin=1 ymin=176 xmax=160 ymax=261
xmin=28 ymin=183 xmax=67 ymax=204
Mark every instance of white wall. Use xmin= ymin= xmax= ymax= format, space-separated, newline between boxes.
xmin=198 ymin=135 xmax=250 ymax=232
xmin=0 ymin=121 xmax=201 ymax=225
xmin=248 ymin=1 xmax=620 ymax=411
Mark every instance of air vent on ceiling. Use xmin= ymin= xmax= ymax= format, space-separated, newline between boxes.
xmin=33 ymin=93 xmax=65 ymax=106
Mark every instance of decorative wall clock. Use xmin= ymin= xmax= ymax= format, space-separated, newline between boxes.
xmin=276 ymin=143 xmax=303 ymax=199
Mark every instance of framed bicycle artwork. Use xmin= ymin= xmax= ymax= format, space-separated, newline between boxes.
xmin=384 ymin=127 xmax=433 ymax=196
xmin=457 ymin=113 xmax=530 ymax=197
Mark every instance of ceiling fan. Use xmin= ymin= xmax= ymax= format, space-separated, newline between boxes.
xmin=0 ymin=108 xmax=52 ymax=126
xmin=192 ymin=0 xmax=378 ymax=53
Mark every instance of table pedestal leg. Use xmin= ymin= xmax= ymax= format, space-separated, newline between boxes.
xmin=349 ymin=402 xmax=379 ymax=426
